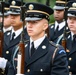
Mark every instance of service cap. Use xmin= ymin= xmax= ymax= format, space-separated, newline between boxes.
xmin=67 ymin=2 xmax=76 ymax=17
xmin=25 ymin=2 xmax=53 ymax=21
xmin=53 ymin=0 xmax=66 ymax=10
xmin=9 ymin=0 xmax=25 ymax=15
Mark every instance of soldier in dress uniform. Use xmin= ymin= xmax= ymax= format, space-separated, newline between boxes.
xmin=66 ymin=2 xmax=76 ymax=75
xmin=49 ymin=0 xmax=69 ymax=43
xmin=0 ymin=0 xmax=29 ymax=75
xmin=4 ymin=2 xmax=69 ymax=75
xmin=3 ymin=0 xmax=29 ymax=61
xmin=3 ymin=2 xmax=12 ymax=33
xmin=0 ymin=2 xmax=69 ymax=75
xmin=56 ymin=1 xmax=76 ymax=75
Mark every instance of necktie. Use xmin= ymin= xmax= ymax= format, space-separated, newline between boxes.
xmin=52 ymin=25 xmax=59 ymax=40
xmin=31 ymin=42 xmax=35 ymax=56
xmin=55 ymin=25 xmax=59 ymax=33
xmin=72 ymin=34 xmax=76 ymax=48
xmin=71 ymin=35 xmax=76 ymax=50
xmin=11 ymin=32 xmax=15 ymax=40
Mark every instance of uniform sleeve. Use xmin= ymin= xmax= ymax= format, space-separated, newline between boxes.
xmin=6 ymin=61 xmax=15 ymax=75
xmin=51 ymin=48 xmax=69 ymax=75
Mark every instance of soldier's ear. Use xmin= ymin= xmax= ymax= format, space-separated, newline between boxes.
xmin=43 ymin=22 xmax=48 ymax=31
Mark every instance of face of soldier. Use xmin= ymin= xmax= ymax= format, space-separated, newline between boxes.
xmin=26 ymin=19 xmax=48 ymax=41
xmin=54 ymin=10 xmax=64 ymax=23
xmin=10 ymin=14 xmax=23 ymax=31
xmin=67 ymin=16 xmax=76 ymax=34
xmin=4 ymin=15 xmax=11 ymax=28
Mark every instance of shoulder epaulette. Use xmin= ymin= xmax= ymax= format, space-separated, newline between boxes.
xmin=5 ymin=30 xmax=11 ymax=33
xmin=49 ymin=22 xmax=54 ymax=26
xmin=49 ymin=41 xmax=59 ymax=48
xmin=24 ymin=40 xmax=29 ymax=43
xmin=66 ymin=31 xmax=71 ymax=34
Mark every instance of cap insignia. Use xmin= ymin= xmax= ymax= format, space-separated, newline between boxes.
xmin=29 ymin=4 xmax=34 ymax=10
xmin=11 ymin=1 xmax=16 ymax=6
xmin=72 ymin=3 xmax=76 ymax=7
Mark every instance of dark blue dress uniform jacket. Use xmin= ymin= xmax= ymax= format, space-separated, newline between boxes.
xmin=2 ymin=28 xmax=29 ymax=61
xmin=55 ymin=31 xmax=76 ymax=75
xmin=66 ymin=32 xmax=76 ymax=75
xmin=49 ymin=23 xmax=69 ymax=43
xmin=7 ymin=37 xmax=69 ymax=75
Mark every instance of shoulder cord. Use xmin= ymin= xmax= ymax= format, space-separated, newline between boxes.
xmin=52 ymin=47 xmax=58 ymax=65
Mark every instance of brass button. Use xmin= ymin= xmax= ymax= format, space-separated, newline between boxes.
xmin=66 ymin=49 xmax=70 ymax=52
xmin=68 ymin=66 xmax=70 ymax=69
xmin=69 ymin=58 xmax=72 ymax=61
xmin=69 ymin=72 xmax=72 ymax=75
xmin=27 ymin=69 xmax=30 ymax=72
xmin=40 ymin=69 xmax=43 ymax=72
xmin=6 ymin=51 xmax=9 ymax=54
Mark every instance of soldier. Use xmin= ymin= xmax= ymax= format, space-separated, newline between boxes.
xmin=3 ymin=0 xmax=29 ymax=61
xmin=0 ymin=0 xmax=29 ymax=75
xmin=55 ymin=1 xmax=76 ymax=75
xmin=9 ymin=2 xmax=69 ymax=75
xmin=49 ymin=0 xmax=69 ymax=43
xmin=3 ymin=2 xmax=12 ymax=33
xmin=66 ymin=2 xmax=76 ymax=75
xmin=0 ymin=2 xmax=69 ymax=75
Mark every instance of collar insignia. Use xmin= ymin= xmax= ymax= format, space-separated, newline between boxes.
xmin=42 ymin=45 xmax=46 ymax=49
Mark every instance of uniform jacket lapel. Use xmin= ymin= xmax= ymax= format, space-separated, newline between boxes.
xmin=53 ymin=27 xmax=64 ymax=41
xmin=49 ymin=24 xmax=55 ymax=40
xmin=25 ymin=37 xmax=49 ymax=67
xmin=67 ymin=34 xmax=76 ymax=56
xmin=9 ymin=35 xmax=21 ymax=47
xmin=4 ymin=31 xmax=11 ymax=46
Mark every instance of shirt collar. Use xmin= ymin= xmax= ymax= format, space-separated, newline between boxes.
xmin=30 ymin=35 xmax=46 ymax=49
xmin=11 ymin=27 xmax=23 ymax=39
xmin=3 ymin=26 xmax=12 ymax=33
xmin=55 ymin=21 xmax=65 ymax=30
xmin=71 ymin=32 xmax=75 ymax=40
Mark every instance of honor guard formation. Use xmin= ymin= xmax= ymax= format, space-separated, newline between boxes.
xmin=0 ymin=0 xmax=76 ymax=75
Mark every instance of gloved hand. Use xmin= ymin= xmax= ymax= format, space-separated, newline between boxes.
xmin=0 ymin=57 xmax=7 ymax=69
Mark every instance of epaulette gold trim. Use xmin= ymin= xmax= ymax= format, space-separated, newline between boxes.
xmin=56 ymin=1 xmax=66 ymax=4
xmin=69 ymin=7 xmax=76 ymax=10
xmin=49 ymin=41 xmax=59 ymax=48
xmin=24 ymin=40 xmax=29 ymax=43
xmin=4 ymin=8 xmax=9 ymax=10
xmin=58 ymin=31 xmax=70 ymax=38
xmin=66 ymin=31 xmax=70 ymax=34
xmin=49 ymin=22 xmax=54 ymax=25
xmin=27 ymin=10 xmax=49 ymax=16
xmin=10 ymin=6 xmax=20 ymax=8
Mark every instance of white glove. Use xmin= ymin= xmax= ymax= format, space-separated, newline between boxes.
xmin=0 ymin=57 xmax=7 ymax=69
